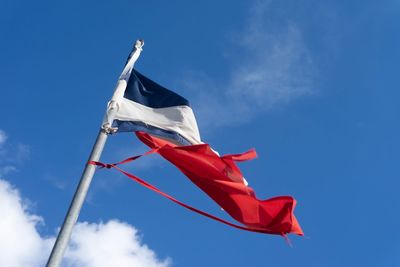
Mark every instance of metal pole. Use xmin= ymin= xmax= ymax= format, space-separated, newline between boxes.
xmin=46 ymin=40 xmax=144 ymax=267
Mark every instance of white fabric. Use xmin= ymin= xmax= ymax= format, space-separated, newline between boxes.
xmin=115 ymin=98 xmax=201 ymax=144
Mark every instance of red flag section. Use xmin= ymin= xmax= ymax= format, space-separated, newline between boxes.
xmin=90 ymin=131 xmax=303 ymax=237
xmin=136 ymin=132 xmax=303 ymax=236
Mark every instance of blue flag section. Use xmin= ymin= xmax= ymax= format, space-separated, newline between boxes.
xmin=125 ymin=70 xmax=190 ymax=108
xmin=113 ymin=70 xmax=201 ymax=145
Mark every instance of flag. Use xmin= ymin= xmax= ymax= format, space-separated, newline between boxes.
xmin=112 ymin=70 xmax=201 ymax=145
xmin=107 ymin=69 xmax=303 ymax=236
xmin=136 ymin=131 xmax=303 ymax=235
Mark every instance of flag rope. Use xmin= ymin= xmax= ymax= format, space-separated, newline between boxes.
xmin=89 ymin=150 xmax=288 ymax=237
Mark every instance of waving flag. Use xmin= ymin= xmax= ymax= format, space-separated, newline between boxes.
xmin=135 ymin=132 xmax=303 ymax=235
xmin=103 ymin=69 xmax=303 ymax=236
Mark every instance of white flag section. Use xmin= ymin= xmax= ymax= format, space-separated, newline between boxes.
xmin=112 ymin=70 xmax=201 ymax=145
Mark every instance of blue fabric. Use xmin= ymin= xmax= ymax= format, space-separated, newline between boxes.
xmin=113 ymin=120 xmax=192 ymax=146
xmin=124 ymin=70 xmax=190 ymax=108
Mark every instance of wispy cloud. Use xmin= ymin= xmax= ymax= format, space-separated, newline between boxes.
xmin=15 ymin=143 xmax=30 ymax=163
xmin=0 ymin=130 xmax=7 ymax=147
xmin=180 ymin=0 xmax=316 ymax=130
xmin=0 ymin=165 xmax=17 ymax=177
xmin=42 ymin=173 xmax=67 ymax=190
xmin=0 ymin=129 xmax=19 ymax=177
xmin=0 ymin=130 xmax=7 ymax=160
xmin=0 ymin=130 xmax=31 ymax=180
xmin=0 ymin=179 xmax=171 ymax=267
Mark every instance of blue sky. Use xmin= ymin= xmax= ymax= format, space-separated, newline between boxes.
xmin=1 ymin=0 xmax=399 ymax=266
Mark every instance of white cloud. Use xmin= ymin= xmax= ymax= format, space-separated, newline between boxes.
xmin=0 ymin=179 xmax=53 ymax=267
xmin=181 ymin=0 xmax=316 ymax=129
xmin=64 ymin=221 xmax=171 ymax=267
xmin=0 ymin=179 xmax=171 ymax=267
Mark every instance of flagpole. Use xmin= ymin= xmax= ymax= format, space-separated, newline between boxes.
xmin=46 ymin=40 xmax=144 ymax=267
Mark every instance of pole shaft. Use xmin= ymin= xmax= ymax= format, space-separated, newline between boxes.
xmin=46 ymin=40 xmax=144 ymax=267
xmin=46 ymin=129 xmax=108 ymax=267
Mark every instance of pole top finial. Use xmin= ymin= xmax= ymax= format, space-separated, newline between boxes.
xmin=135 ymin=39 xmax=144 ymax=50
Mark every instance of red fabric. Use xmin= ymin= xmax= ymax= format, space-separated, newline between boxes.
xmin=135 ymin=131 xmax=303 ymax=236
xmin=90 ymin=160 xmax=291 ymax=235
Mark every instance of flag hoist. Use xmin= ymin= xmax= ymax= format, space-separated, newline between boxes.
xmin=45 ymin=40 xmax=145 ymax=267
